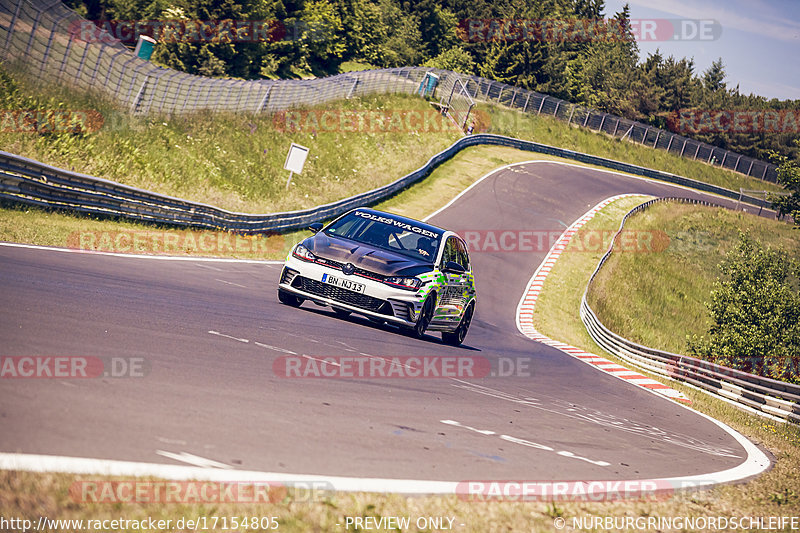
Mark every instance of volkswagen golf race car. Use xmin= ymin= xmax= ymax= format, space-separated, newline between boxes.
xmin=277 ymin=208 xmax=476 ymax=345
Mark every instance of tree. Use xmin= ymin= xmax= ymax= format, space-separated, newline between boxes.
xmin=689 ymin=234 xmax=800 ymax=384
xmin=702 ymin=57 xmax=726 ymax=93
xmin=423 ymin=46 xmax=475 ymax=74
xmin=770 ymin=141 xmax=800 ymax=224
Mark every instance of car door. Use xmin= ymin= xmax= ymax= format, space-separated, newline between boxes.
xmin=435 ymin=236 xmax=471 ymax=324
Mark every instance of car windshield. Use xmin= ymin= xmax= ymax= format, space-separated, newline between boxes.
xmin=324 ymin=211 xmax=441 ymax=263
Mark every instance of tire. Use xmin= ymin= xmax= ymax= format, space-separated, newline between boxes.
xmin=407 ymin=294 xmax=435 ymax=339
xmin=333 ymin=307 xmax=351 ymax=318
xmin=277 ymin=289 xmax=303 ymax=307
xmin=442 ymin=302 xmax=474 ymax=346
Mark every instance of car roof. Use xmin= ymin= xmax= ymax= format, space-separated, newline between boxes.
xmin=349 ymin=207 xmax=447 ymax=238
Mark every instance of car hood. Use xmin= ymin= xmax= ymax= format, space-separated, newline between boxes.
xmin=304 ymin=233 xmax=433 ymax=277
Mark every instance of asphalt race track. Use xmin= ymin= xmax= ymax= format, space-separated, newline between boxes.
xmin=0 ymin=162 xmax=768 ymax=488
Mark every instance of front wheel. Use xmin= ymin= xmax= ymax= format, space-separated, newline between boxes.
xmin=442 ymin=302 xmax=474 ymax=346
xmin=407 ymin=294 xmax=435 ymax=339
xmin=278 ymin=288 xmax=303 ymax=307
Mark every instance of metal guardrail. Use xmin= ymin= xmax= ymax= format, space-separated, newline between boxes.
xmin=580 ymin=197 xmax=800 ymax=423
xmin=0 ymin=0 xmax=779 ymax=183
xmin=0 ymin=134 xmax=774 ymax=235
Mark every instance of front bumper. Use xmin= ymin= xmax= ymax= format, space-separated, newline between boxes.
xmin=278 ymin=256 xmax=426 ymax=327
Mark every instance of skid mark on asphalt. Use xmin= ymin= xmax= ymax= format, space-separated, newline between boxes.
xmin=442 ymin=420 xmax=611 ymax=467
xmin=450 ymin=380 xmax=740 ymax=458
xmin=156 ymin=450 xmax=232 ymax=469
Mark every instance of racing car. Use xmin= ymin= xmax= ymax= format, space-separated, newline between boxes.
xmin=277 ymin=208 xmax=476 ymax=345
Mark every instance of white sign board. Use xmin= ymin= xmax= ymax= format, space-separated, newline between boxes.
xmin=283 ymin=143 xmax=309 ymax=175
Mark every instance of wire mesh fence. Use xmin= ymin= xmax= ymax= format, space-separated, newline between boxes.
xmin=0 ymin=0 xmax=778 ymax=183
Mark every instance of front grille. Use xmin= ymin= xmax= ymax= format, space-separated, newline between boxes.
xmin=293 ymin=276 xmax=389 ymax=313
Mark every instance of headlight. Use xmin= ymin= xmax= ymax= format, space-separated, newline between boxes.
xmin=385 ymin=276 xmax=421 ymax=290
xmin=292 ymin=244 xmax=316 ymax=262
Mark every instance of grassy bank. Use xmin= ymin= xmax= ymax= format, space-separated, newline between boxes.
xmin=0 ymin=145 xmax=552 ymax=259
xmin=588 ymin=202 xmax=799 ymax=355
xmin=1 ymin=66 xmax=782 ymax=221
xmin=529 ymin=196 xmax=800 ymax=529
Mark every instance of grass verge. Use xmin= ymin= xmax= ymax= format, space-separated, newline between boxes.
xmin=587 ymin=202 xmax=799 ymax=355
xmin=531 ymin=195 xmax=800 ymax=529
xmin=478 ymin=104 xmax=785 ymax=194
xmin=0 ymin=146 xmax=569 ymax=260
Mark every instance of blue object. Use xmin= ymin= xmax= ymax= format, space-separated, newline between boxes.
xmin=417 ymin=72 xmax=439 ymax=97
xmin=134 ymin=35 xmax=156 ymax=60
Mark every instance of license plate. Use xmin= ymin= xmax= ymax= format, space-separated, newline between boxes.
xmin=322 ymin=273 xmax=365 ymax=293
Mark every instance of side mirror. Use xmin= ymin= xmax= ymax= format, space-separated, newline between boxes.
xmin=308 ymin=222 xmax=323 ymax=233
xmin=442 ymin=261 xmax=465 ymax=273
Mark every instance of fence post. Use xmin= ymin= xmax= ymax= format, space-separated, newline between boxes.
xmin=158 ymin=69 xmax=184 ymax=112
xmin=613 ymin=118 xmax=620 ymax=136
xmin=181 ymin=77 xmax=202 ymax=113
xmin=583 ymin=110 xmax=590 ymax=128
xmin=3 ymin=0 xmax=23 ymax=51
xmin=257 ymin=85 xmax=272 ymax=113
xmin=115 ymin=55 xmax=140 ymax=96
xmin=39 ymin=9 xmax=73 ymax=75
xmin=653 ymin=130 xmax=660 ymax=148
xmin=694 ymin=144 xmax=700 ymax=159
xmin=599 ymin=114 xmax=606 ymax=131
xmin=567 ymin=105 xmax=575 ymax=125
xmin=537 ymin=96 xmax=546 ymax=115
xmin=522 ymin=92 xmax=531 ymax=112
xmin=125 ymin=61 xmax=151 ymax=105
xmin=747 ymin=159 xmax=754 ymax=176
xmin=26 ymin=2 xmax=57 ymax=58
xmin=57 ymin=21 xmax=76 ymax=81
xmin=130 ymin=77 xmax=148 ymax=114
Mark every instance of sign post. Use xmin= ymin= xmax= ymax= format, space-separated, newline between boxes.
xmin=283 ymin=143 xmax=309 ymax=189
